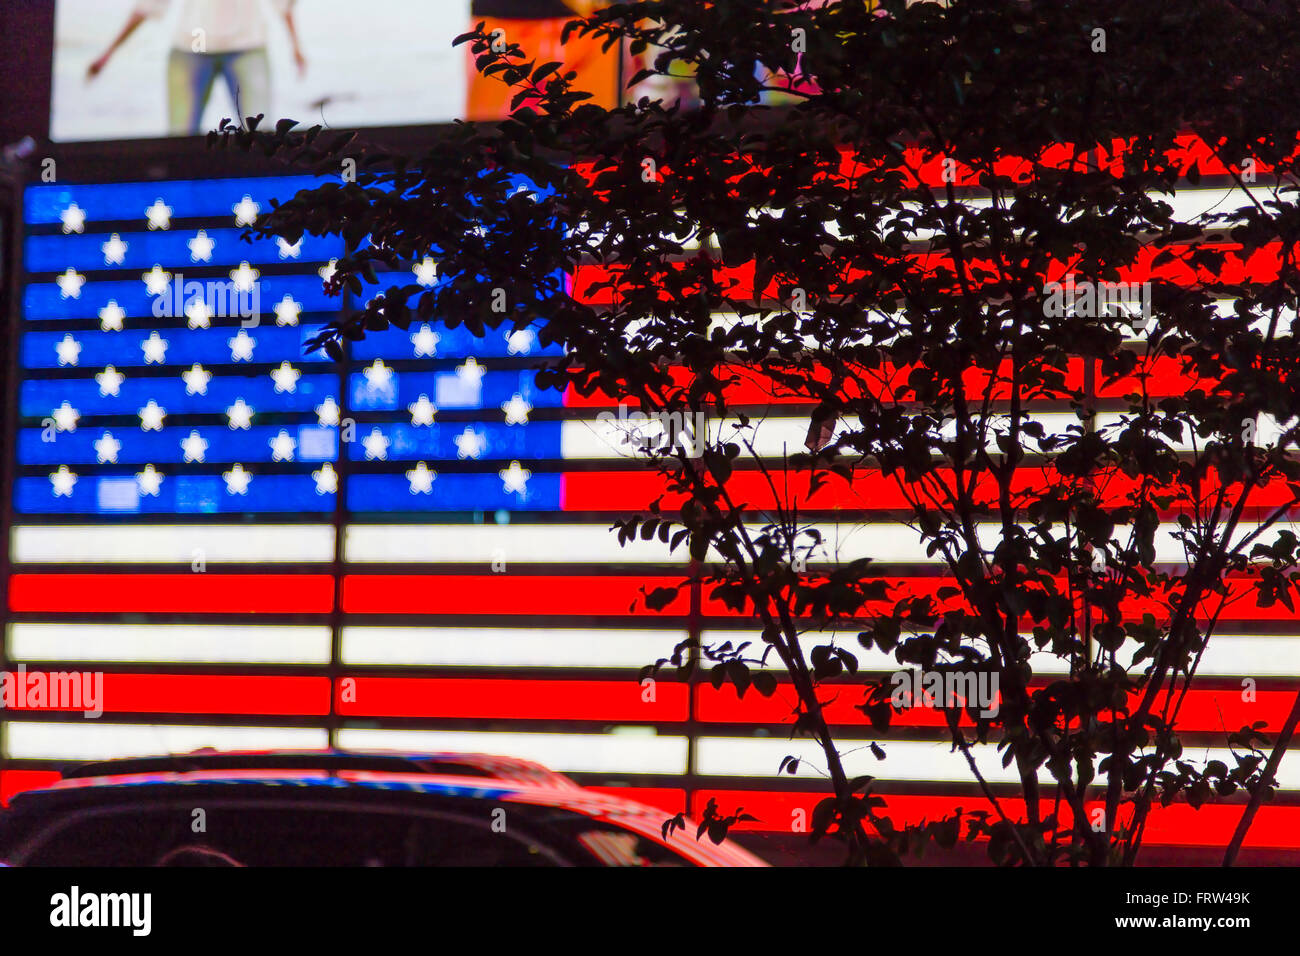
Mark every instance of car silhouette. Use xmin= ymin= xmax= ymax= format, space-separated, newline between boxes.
xmin=0 ymin=749 xmax=767 ymax=867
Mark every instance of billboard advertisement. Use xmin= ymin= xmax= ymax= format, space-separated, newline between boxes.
xmin=51 ymin=0 xmax=622 ymax=141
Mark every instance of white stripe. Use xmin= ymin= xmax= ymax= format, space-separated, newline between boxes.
xmin=335 ymin=728 xmax=689 ymax=775
xmin=1216 ymin=299 xmax=1297 ymax=336
xmin=700 ymin=628 xmax=898 ymax=672
xmin=1073 ymin=634 xmax=1300 ymax=680
xmin=560 ymin=417 xmax=699 ymax=460
xmin=696 ymin=736 xmax=1018 ymax=782
xmin=757 ymin=412 xmax=1229 ymax=457
xmin=21 ymin=518 xmax=1277 ymax=570
xmin=1163 ymin=186 xmax=1248 ymax=229
xmin=11 ymin=524 xmax=335 ymax=564
xmin=701 ymin=629 xmax=1300 ymax=679
xmin=575 ymin=219 xmax=706 ymax=253
xmin=562 ymin=413 xmax=1125 ymax=461
xmin=587 ymin=188 xmax=1243 ymax=270
xmin=4 ymin=722 xmax=328 ymax=761
xmin=7 ymin=623 xmax=332 ymax=664
xmin=341 ymin=626 xmax=686 ymax=668
xmin=345 ymin=524 xmax=678 ymax=564
xmin=563 ymin=402 xmax=1275 ymax=463
xmin=694 ymin=737 xmax=1300 ymax=788
xmin=554 ymin=415 xmax=836 ymax=460
xmin=716 ymin=521 xmax=1251 ymax=565
xmin=329 ymin=515 xmax=1275 ymax=570
xmin=774 ymin=187 xmax=1245 ymax=244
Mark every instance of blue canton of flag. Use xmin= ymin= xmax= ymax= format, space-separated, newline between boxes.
xmin=18 ymin=174 xmax=566 ymax=517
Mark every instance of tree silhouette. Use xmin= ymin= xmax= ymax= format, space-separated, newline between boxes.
xmin=216 ymin=0 xmax=1300 ymax=865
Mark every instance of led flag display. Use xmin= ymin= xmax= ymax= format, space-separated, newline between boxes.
xmin=5 ymin=172 xmax=1300 ymax=851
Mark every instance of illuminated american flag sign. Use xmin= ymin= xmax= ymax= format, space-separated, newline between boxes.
xmin=1 ymin=171 xmax=704 ymax=812
xmin=4 ymin=169 xmax=1300 ymax=857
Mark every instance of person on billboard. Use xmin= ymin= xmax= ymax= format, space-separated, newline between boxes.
xmin=86 ymin=0 xmax=308 ymax=136
xmin=466 ymin=1 xmax=617 ymax=120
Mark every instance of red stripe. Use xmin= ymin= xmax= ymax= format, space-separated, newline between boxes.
xmin=574 ymin=135 xmax=1289 ymax=192
xmin=572 ymin=242 xmax=1291 ymax=306
xmin=0 ymin=770 xmax=62 ymax=807
xmin=337 ymin=571 xmax=1296 ymax=620
xmin=1095 ymin=356 xmax=1227 ymax=399
xmin=7 ymin=574 xmax=335 ymax=614
xmin=563 ymin=467 xmax=1066 ymax=512
xmin=690 ymin=790 xmax=1300 ymax=848
xmin=341 ymin=574 xmax=691 ymax=616
xmin=564 ymin=464 xmax=1299 ymax=515
xmin=695 ymin=684 xmax=1298 ymax=733
xmin=862 ymin=135 xmax=1285 ymax=186
xmin=562 ymin=471 xmax=674 ymax=511
xmin=336 ymin=676 xmax=687 ymax=721
xmin=563 ymin=358 xmax=1088 ymax=407
xmin=697 ymin=573 xmax=1298 ymax=621
xmin=562 ymin=355 xmax=1250 ymax=408
xmin=582 ymin=786 xmax=686 ymax=815
xmin=0 ymin=673 xmax=330 ymax=715
xmin=1134 ymin=803 xmax=1298 ymax=848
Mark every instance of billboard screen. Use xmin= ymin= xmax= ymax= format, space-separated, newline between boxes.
xmin=51 ymin=0 xmax=623 ymax=141
xmin=7 ymin=170 xmax=1300 ymax=852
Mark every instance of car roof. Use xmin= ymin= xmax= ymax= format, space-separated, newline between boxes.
xmin=58 ymin=748 xmax=581 ymax=789
xmin=9 ymin=760 xmax=766 ymax=867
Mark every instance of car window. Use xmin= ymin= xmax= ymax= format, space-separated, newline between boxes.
xmin=406 ymin=816 xmax=556 ymax=867
xmin=520 ymin=811 xmax=698 ymax=866
xmin=17 ymin=801 xmax=562 ymax=867
xmin=571 ymin=827 xmax=692 ymax=867
xmin=18 ymin=805 xmax=186 ymax=866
